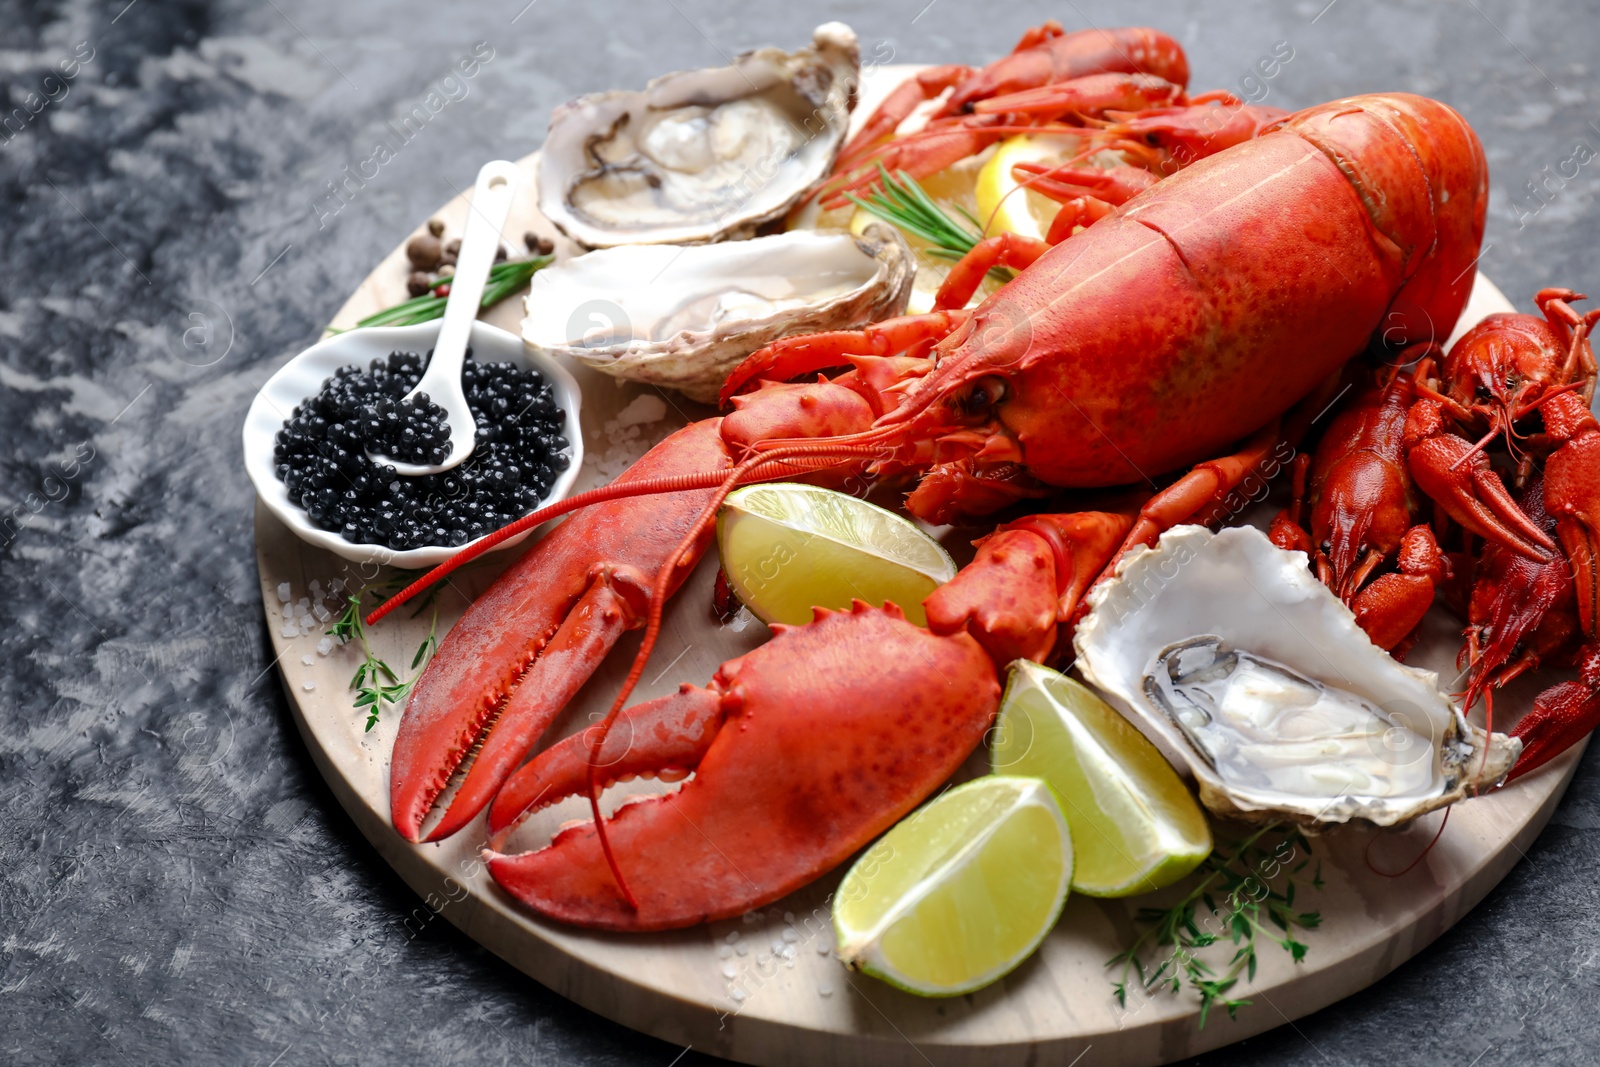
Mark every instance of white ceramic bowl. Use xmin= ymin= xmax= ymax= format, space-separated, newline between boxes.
xmin=243 ymin=320 xmax=583 ymax=568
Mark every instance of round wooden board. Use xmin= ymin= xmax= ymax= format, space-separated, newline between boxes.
xmin=253 ymin=66 xmax=1587 ymax=1066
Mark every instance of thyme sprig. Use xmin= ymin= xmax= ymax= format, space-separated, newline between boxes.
xmin=844 ymin=165 xmax=1012 ymax=281
xmin=328 ymin=255 xmax=553 ymax=333
xmin=328 ymin=572 xmax=443 ymax=731
xmin=1107 ymin=822 xmax=1324 ymax=1027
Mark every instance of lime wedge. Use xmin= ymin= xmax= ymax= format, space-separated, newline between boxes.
xmin=974 ymin=133 xmax=1085 ymax=241
xmin=992 ymin=661 xmax=1212 ymax=897
xmin=833 ymin=776 xmax=1072 ymax=997
xmin=717 ymin=483 xmax=955 ymax=627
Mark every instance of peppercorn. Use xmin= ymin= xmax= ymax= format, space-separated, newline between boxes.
xmin=406 ymin=234 xmax=442 ymax=270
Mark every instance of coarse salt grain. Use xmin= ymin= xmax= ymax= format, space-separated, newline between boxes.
xmin=614 ymin=394 xmax=668 ymax=428
xmin=277 ymin=582 xmax=291 ymax=602
xmin=302 ymin=680 xmax=316 ymax=691
xmin=736 ymin=944 xmax=749 ymax=956
xmin=316 ymin=636 xmax=334 ymax=656
xmin=720 ymin=962 xmax=736 ymax=979
xmin=301 ymin=655 xmax=314 ymax=666
xmin=717 ymin=944 xmax=733 ymax=959
xmin=280 ymin=621 xmax=298 ymax=639
xmin=725 ymin=931 xmax=741 ymax=944
xmin=816 ymin=941 xmax=830 ymax=955
xmin=782 ymin=928 xmax=799 ymax=943
xmin=818 ymin=983 xmax=833 ymax=997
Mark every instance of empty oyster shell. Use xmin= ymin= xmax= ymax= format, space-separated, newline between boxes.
xmin=538 ymin=23 xmax=860 ymax=248
xmin=521 ymin=224 xmax=913 ymax=403
xmin=1074 ymin=525 xmax=1519 ymax=828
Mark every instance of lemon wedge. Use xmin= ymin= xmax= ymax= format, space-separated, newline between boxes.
xmin=834 ymin=776 xmax=1073 ymax=996
xmin=716 ymin=483 xmax=955 ymax=627
xmin=991 ymin=661 xmax=1212 ymax=896
xmin=974 ymin=133 xmax=1085 ymax=242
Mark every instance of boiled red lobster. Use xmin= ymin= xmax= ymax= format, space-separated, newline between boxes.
xmin=371 ymin=77 xmax=1493 ymax=928
xmin=818 ymin=22 xmax=1286 ymax=210
xmin=1279 ymin=288 xmax=1600 ymax=780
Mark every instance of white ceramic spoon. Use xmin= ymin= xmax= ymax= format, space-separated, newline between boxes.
xmin=370 ymin=158 xmax=521 ymax=476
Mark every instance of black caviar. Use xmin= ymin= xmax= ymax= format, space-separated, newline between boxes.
xmin=272 ymin=349 xmax=570 ymax=550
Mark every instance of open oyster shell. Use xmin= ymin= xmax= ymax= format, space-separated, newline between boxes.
xmin=521 ymin=224 xmax=913 ymax=403
xmin=1074 ymin=525 xmax=1520 ymax=829
xmin=538 ymin=23 xmax=860 ymax=249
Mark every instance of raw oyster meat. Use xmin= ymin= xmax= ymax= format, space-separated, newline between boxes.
xmin=1074 ymin=524 xmax=1519 ymax=828
xmin=521 ymin=225 xmax=912 ymax=403
xmin=538 ymin=23 xmax=860 ymax=248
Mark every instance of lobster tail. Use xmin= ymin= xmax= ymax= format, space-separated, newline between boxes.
xmin=1280 ymin=93 xmax=1489 ymax=351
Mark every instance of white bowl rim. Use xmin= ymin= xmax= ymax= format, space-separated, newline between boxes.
xmin=243 ymin=320 xmax=584 ymax=569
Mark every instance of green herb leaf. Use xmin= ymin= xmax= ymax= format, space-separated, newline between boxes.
xmin=1104 ymin=822 xmax=1324 ymax=1028
xmin=328 ymin=256 xmax=552 ymax=333
xmin=844 ymin=167 xmax=1013 ymax=283
xmin=326 ymin=584 xmax=441 ymax=731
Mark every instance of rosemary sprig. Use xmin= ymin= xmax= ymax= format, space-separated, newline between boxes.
xmin=844 ymin=164 xmax=1012 ymax=281
xmin=1107 ymin=823 xmax=1323 ymax=1028
xmin=328 ymin=579 xmax=441 ymax=731
xmin=328 ymin=255 xmax=553 ymax=333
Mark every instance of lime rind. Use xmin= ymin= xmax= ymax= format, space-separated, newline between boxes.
xmin=833 ymin=776 xmax=1073 ymax=997
xmin=725 ymin=484 xmax=954 ymax=582
xmin=717 ymin=483 xmax=955 ymax=627
xmin=992 ymin=661 xmax=1211 ymax=897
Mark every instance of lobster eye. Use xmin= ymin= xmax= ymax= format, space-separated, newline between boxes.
xmin=963 ymin=376 xmax=1008 ymax=415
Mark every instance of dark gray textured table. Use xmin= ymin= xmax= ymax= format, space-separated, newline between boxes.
xmin=3 ymin=0 xmax=1597 ymax=1063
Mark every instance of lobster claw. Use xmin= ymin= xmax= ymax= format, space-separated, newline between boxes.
xmin=389 ymin=424 xmax=733 ymax=843
xmin=1541 ymin=396 xmax=1600 ymax=635
xmin=1404 ymin=399 xmax=1556 ymax=562
xmin=483 ymin=602 xmax=1001 ymax=931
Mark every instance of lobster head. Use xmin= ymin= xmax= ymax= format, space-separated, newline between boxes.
xmin=1437 ymin=289 xmax=1599 ymax=449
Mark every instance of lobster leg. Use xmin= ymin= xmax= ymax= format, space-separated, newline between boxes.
xmin=1509 ymin=644 xmax=1600 ymax=780
xmin=821 ymin=118 xmax=1008 ymax=208
xmin=1011 ymin=160 xmax=1159 ymax=206
xmin=934 ymin=233 xmax=1052 ymax=311
xmin=971 ymin=72 xmax=1184 ymax=118
xmin=718 ymin=311 xmax=969 ymax=405
xmin=837 ymin=64 xmax=973 ymax=164
xmin=1116 ymin=419 xmax=1289 ymax=558
xmin=1541 ymin=391 xmax=1600 ymax=635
